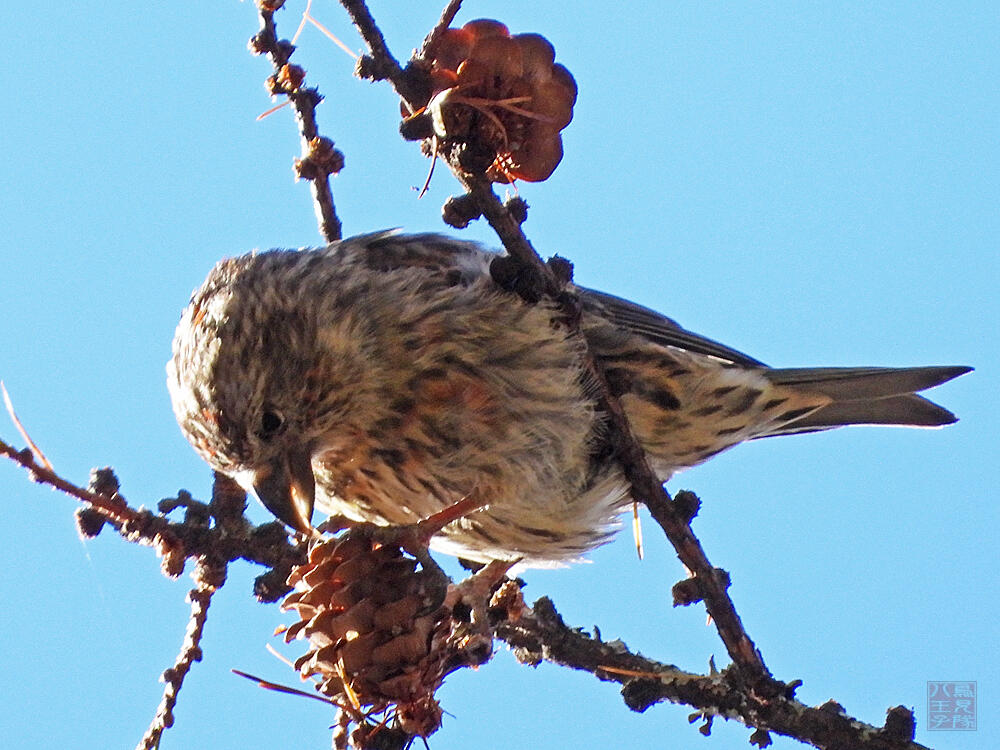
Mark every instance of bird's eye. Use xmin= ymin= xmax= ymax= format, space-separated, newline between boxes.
xmin=257 ymin=409 xmax=284 ymax=440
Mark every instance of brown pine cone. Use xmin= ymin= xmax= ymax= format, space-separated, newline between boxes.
xmin=280 ymin=530 xmax=450 ymax=737
xmin=416 ymin=19 xmax=577 ymax=183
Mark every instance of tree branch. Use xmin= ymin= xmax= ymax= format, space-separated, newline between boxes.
xmin=338 ymin=0 xmax=402 ymax=76
xmin=417 ymin=0 xmax=465 ymax=61
xmin=1 ymin=437 xmax=305 ymax=593
xmin=136 ymin=558 xmax=227 ymax=750
xmin=2 ymin=437 xmax=145 ymax=529
xmin=497 ymin=597 xmax=928 ymax=750
xmin=251 ymin=1 xmax=344 ymax=243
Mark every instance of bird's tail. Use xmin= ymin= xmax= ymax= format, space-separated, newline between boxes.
xmin=758 ymin=365 xmax=972 ymax=437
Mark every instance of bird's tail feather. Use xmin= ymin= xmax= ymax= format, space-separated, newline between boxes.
xmin=757 ymin=365 xmax=971 ymax=436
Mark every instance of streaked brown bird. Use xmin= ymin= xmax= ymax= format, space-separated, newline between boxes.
xmin=167 ymin=232 xmax=970 ymax=565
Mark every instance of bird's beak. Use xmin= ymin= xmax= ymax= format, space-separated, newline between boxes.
xmin=252 ymin=448 xmax=316 ymax=533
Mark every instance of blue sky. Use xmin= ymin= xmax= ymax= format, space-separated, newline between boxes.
xmin=1 ymin=2 xmax=996 ymax=749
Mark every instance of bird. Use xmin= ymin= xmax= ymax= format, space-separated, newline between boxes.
xmin=167 ymin=232 xmax=970 ymax=566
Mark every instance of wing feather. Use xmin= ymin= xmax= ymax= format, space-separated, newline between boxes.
xmin=579 ymin=289 xmax=766 ymax=367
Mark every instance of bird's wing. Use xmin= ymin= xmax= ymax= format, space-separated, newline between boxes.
xmin=578 ymin=288 xmax=767 ymax=367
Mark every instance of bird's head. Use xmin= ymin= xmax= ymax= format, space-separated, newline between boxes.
xmin=166 ymin=251 xmax=372 ymax=533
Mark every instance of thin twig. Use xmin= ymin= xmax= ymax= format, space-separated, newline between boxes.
xmin=2 ymin=381 xmax=53 ymax=470
xmin=306 ymin=15 xmax=359 ymax=59
xmin=232 ymin=669 xmax=340 ymax=706
xmin=252 ymin=5 xmax=343 ymax=243
xmin=136 ymin=558 xmax=228 ymax=750
xmin=291 ymin=0 xmax=312 ymax=44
